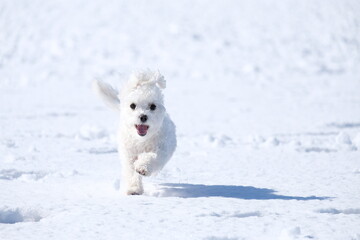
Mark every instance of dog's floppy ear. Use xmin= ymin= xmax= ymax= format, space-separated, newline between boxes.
xmin=92 ymin=79 xmax=120 ymax=111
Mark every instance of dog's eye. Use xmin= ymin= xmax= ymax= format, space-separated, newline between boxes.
xmin=150 ymin=104 xmax=156 ymax=111
xmin=130 ymin=103 xmax=136 ymax=110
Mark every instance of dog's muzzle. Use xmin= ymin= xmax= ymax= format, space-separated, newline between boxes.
xmin=135 ymin=124 xmax=149 ymax=136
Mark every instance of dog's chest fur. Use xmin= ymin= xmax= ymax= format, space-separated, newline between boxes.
xmin=118 ymin=130 xmax=159 ymax=160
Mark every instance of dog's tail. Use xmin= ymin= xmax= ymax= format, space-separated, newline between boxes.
xmin=92 ymin=79 xmax=120 ymax=111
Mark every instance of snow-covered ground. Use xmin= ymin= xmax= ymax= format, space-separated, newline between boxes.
xmin=1 ymin=0 xmax=360 ymax=239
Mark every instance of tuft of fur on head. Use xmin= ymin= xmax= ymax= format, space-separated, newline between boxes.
xmin=121 ymin=70 xmax=166 ymax=96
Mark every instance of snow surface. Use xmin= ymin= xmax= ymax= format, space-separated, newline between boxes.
xmin=1 ymin=0 xmax=360 ymax=239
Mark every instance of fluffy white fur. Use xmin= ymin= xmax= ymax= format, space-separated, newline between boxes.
xmin=93 ymin=71 xmax=176 ymax=195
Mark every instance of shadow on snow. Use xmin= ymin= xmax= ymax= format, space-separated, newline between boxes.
xmin=158 ymin=183 xmax=330 ymax=200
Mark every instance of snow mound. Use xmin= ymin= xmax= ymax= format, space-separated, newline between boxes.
xmin=198 ymin=211 xmax=261 ymax=218
xmin=0 ymin=207 xmax=43 ymax=224
xmin=317 ymin=208 xmax=360 ymax=215
xmin=204 ymin=237 xmax=239 ymax=240
xmin=278 ymin=227 xmax=302 ymax=240
xmin=76 ymin=124 xmax=109 ymax=140
xmin=0 ymin=169 xmax=48 ymax=182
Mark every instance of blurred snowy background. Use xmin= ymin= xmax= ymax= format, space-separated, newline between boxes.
xmin=1 ymin=0 xmax=360 ymax=136
xmin=1 ymin=0 xmax=360 ymax=239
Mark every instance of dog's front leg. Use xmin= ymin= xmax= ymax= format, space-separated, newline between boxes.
xmin=121 ymin=159 xmax=143 ymax=195
xmin=134 ymin=152 xmax=158 ymax=177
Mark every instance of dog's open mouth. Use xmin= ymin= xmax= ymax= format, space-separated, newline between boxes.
xmin=135 ymin=124 xmax=149 ymax=136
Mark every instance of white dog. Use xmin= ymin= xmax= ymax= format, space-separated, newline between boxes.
xmin=93 ymin=71 xmax=176 ymax=195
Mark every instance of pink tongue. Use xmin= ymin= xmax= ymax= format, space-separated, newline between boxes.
xmin=137 ymin=125 xmax=148 ymax=135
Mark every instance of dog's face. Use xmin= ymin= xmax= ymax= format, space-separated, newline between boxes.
xmin=120 ymin=86 xmax=165 ymax=139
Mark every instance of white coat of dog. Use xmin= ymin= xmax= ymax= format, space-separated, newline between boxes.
xmin=93 ymin=71 xmax=176 ymax=195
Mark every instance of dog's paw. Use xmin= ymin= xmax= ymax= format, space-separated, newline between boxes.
xmin=134 ymin=152 xmax=156 ymax=176
xmin=127 ymin=190 xmax=142 ymax=195
xmin=126 ymin=186 xmax=144 ymax=195
xmin=135 ymin=164 xmax=150 ymax=176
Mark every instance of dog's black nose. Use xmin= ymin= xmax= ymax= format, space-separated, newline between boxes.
xmin=140 ymin=114 xmax=148 ymax=123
